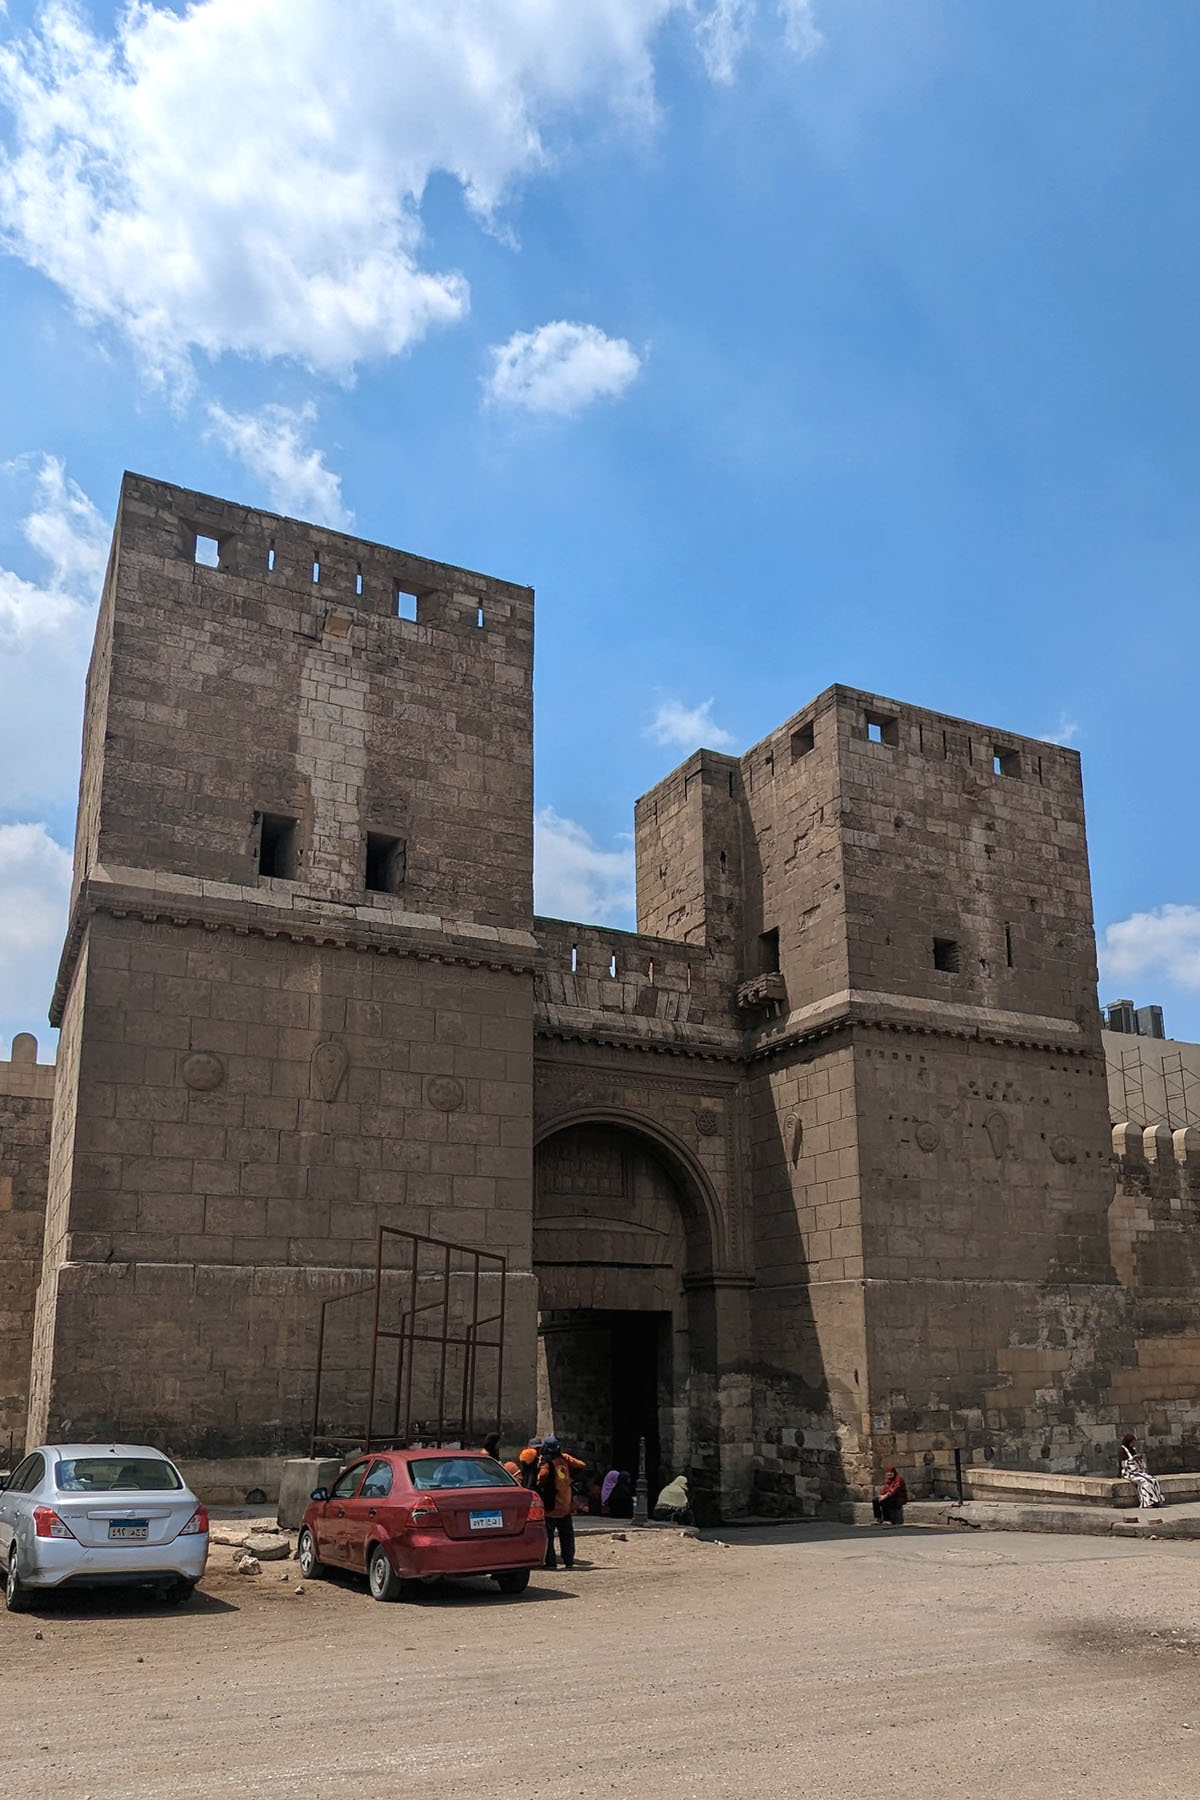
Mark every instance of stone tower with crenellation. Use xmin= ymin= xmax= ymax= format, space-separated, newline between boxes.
xmin=27 ymin=473 xmax=540 ymax=1453
xmin=636 ymin=684 xmax=1122 ymax=1494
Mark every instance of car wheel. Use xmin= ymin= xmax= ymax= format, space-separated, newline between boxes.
xmin=5 ymin=1549 xmax=30 ymax=1614
xmin=297 ymin=1527 xmax=324 ymax=1580
xmin=494 ymin=1569 xmax=530 ymax=1596
xmin=368 ymin=1544 xmax=402 ymax=1603
xmin=160 ymin=1579 xmax=196 ymax=1606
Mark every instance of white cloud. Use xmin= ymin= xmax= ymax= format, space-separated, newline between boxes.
xmin=696 ymin=1 xmax=822 ymax=83
xmin=534 ymin=807 xmax=636 ymax=926
xmin=0 ymin=821 xmax=72 ymax=1058
xmin=485 ymin=321 xmax=642 ymax=416
xmin=0 ymin=456 xmax=107 ymax=813
xmin=0 ymin=2 xmax=818 ymax=384
xmin=646 ymin=696 xmax=737 ymax=752
xmin=1099 ymin=905 xmax=1200 ymax=992
xmin=207 ymin=403 xmax=351 ymax=528
xmin=1041 ymin=714 xmax=1080 ymax=747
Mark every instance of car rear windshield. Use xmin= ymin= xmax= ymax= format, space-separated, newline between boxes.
xmin=407 ymin=1456 xmax=517 ymax=1491
xmin=55 ymin=1457 xmax=183 ymax=1492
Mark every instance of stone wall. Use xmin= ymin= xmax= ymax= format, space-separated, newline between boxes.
xmin=28 ymin=475 xmax=540 ymax=1457
xmin=0 ymin=1037 xmax=54 ymax=1449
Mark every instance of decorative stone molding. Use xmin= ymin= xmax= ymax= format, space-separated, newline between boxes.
xmin=427 ymin=1075 xmax=465 ymax=1112
xmin=311 ymin=1039 xmax=349 ymax=1102
xmin=180 ymin=1051 xmax=225 ymax=1092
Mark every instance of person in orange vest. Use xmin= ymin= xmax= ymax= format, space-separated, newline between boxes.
xmin=535 ymin=1435 xmax=586 ymax=1571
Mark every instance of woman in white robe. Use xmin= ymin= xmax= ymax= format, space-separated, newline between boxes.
xmin=1119 ymin=1434 xmax=1165 ymax=1508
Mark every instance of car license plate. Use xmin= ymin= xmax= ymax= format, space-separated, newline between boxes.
xmin=109 ymin=1521 xmax=149 ymax=1540
xmin=469 ymin=1510 xmax=503 ymax=1531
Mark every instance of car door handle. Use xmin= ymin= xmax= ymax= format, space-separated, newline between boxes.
xmin=368 ymin=1508 xmax=377 ymax=1518
xmin=335 ymin=1507 xmax=345 ymax=1517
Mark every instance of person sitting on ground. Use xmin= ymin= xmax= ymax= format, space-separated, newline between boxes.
xmin=604 ymin=1470 xmax=634 ymax=1518
xmin=871 ymin=1466 xmax=908 ymax=1525
xmin=653 ymin=1473 xmax=693 ymax=1525
xmin=1119 ymin=1434 xmax=1165 ymax=1509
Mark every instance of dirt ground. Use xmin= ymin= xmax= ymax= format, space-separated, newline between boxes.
xmin=3 ymin=1522 xmax=1199 ymax=1798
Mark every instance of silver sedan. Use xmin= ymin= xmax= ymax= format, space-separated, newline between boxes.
xmin=0 ymin=1444 xmax=209 ymax=1609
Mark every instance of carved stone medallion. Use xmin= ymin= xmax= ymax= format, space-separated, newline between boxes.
xmin=984 ymin=1111 xmax=1009 ymax=1161
xmin=695 ymin=1107 xmax=719 ymax=1137
xmin=427 ymin=1075 xmax=465 ymax=1112
xmin=181 ymin=1051 xmax=225 ymax=1092
xmin=1049 ymin=1135 xmax=1076 ymax=1164
xmin=915 ymin=1121 xmax=940 ymax=1153
xmin=311 ymin=1039 xmax=349 ymax=1102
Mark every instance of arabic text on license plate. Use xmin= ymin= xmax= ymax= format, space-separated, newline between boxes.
xmin=469 ymin=1510 xmax=503 ymax=1531
xmin=109 ymin=1522 xmax=149 ymax=1540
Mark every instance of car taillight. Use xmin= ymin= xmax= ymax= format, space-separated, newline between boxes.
xmin=33 ymin=1507 xmax=77 ymax=1540
xmin=527 ymin=1493 xmax=545 ymax=1522
xmin=409 ymin=1501 xmax=440 ymax=1526
xmin=180 ymin=1505 xmax=209 ymax=1536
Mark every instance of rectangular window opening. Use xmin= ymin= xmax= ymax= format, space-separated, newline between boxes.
xmin=942 ymin=729 xmax=949 ymax=758
xmin=791 ymin=722 xmax=815 ymax=761
xmin=365 ymin=831 xmax=406 ymax=894
xmin=257 ymin=812 xmax=298 ymax=880
xmin=396 ymin=587 xmax=418 ymax=622
xmin=1004 ymin=923 xmax=1014 ymax=968
xmin=609 ymin=952 xmax=618 ymax=979
xmin=267 ymin=544 xmax=276 ymax=573
xmin=312 ymin=560 xmax=321 ymax=585
xmin=355 ymin=567 xmax=363 ymax=597
xmin=759 ymin=927 xmax=781 ymax=975
xmin=194 ymin=533 xmax=220 ymax=568
xmin=993 ymin=746 xmax=1021 ymax=779
xmin=932 ymin=936 xmax=961 ymax=974
xmin=570 ymin=944 xmax=578 ymax=973
xmin=728 ymin=770 xmax=735 ymax=796
xmin=647 ymin=960 xmax=655 ymax=985
xmin=476 ymin=606 xmax=485 ymax=628
xmin=866 ymin=711 xmax=899 ymax=747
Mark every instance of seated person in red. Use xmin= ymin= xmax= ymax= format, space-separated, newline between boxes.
xmin=871 ymin=1466 xmax=908 ymax=1525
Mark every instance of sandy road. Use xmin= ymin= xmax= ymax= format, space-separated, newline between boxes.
xmin=2 ymin=1524 xmax=1198 ymax=1798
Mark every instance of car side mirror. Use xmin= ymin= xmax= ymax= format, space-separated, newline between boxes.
xmin=0 ymin=1476 xmax=7 ymax=1492
xmin=310 ymin=1487 xmax=329 ymax=1502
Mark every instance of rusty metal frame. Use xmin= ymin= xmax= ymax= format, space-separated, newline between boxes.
xmin=309 ymin=1224 xmax=507 ymax=1458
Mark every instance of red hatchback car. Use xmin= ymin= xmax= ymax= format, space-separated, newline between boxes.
xmin=298 ymin=1450 xmax=545 ymax=1601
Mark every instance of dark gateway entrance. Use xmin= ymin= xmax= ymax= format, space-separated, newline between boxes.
xmin=533 ymin=1118 xmax=714 ymax=1502
xmin=538 ymin=1308 xmax=670 ymax=1488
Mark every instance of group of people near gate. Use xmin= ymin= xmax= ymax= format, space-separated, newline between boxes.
xmin=482 ymin=1433 xmax=693 ymax=1570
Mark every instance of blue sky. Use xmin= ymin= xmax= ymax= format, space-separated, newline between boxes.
xmin=1 ymin=0 xmax=1199 ymax=1057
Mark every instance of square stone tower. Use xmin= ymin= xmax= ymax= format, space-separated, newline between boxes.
xmin=28 ymin=474 xmax=538 ymax=1454
xmin=637 ymin=684 xmax=1121 ymax=1490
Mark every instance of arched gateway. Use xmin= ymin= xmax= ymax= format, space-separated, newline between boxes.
xmin=533 ymin=1108 xmax=750 ymax=1521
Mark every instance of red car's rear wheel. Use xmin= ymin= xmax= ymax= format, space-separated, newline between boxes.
xmin=368 ymin=1544 xmax=402 ymax=1602
xmin=494 ymin=1569 xmax=530 ymax=1595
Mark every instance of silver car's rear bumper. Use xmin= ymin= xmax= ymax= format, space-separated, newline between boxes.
xmin=21 ymin=1534 xmax=209 ymax=1588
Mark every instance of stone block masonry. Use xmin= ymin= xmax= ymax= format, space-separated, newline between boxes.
xmin=10 ymin=474 xmax=1200 ymax=1516
xmin=0 ymin=1036 xmax=55 ymax=1446
xmin=28 ymin=474 xmax=539 ymax=1454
